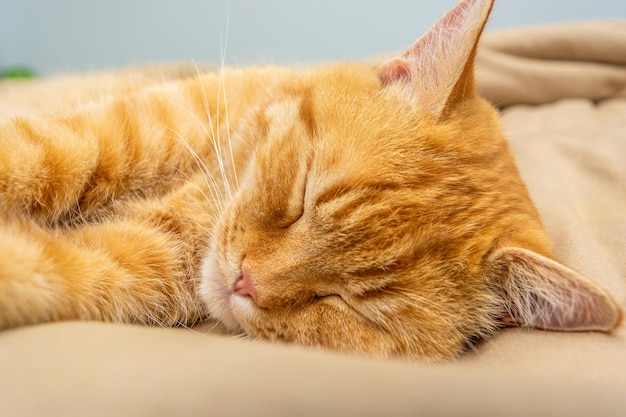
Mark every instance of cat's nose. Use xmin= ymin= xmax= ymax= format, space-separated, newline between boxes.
xmin=233 ymin=262 xmax=259 ymax=304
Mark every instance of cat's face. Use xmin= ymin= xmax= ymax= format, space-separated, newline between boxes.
xmin=200 ymin=62 xmax=539 ymax=359
xmin=199 ymin=0 xmax=622 ymax=360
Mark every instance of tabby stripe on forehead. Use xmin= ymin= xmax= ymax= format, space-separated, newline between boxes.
xmin=314 ymin=183 xmax=409 ymax=226
xmin=315 ymin=181 xmax=403 ymax=208
xmin=297 ymin=90 xmax=318 ymax=137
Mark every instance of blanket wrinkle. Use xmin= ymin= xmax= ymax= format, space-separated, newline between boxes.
xmin=476 ymin=20 xmax=626 ymax=106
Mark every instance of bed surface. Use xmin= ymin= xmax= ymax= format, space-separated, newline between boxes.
xmin=1 ymin=20 xmax=625 ymax=417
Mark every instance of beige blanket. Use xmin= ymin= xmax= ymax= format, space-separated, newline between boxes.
xmin=1 ymin=21 xmax=625 ymax=417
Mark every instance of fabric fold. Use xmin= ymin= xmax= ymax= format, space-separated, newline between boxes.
xmin=476 ymin=20 xmax=626 ymax=106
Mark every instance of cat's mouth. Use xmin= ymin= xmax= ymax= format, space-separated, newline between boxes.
xmin=198 ymin=248 xmax=245 ymax=331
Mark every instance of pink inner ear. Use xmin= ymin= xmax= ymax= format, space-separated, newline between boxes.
xmin=378 ymin=0 xmax=486 ymax=88
xmin=494 ymin=248 xmax=623 ymax=333
xmin=443 ymin=0 xmax=479 ymax=34
xmin=379 ymin=58 xmax=411 ymax=87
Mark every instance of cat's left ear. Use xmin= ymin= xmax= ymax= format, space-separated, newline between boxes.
xmin=490 ymin=247 xmax=623 ymax=332
xmin=378 ymin=0 xmax=494 ymax=118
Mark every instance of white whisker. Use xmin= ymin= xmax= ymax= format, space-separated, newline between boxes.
xmin=218 ymin=4 xmax=239 ymax=191
xmin=213 ymin=67 xmax=232 ymax=199
xmin=167 ymin=128 xmax=225 ymax=220
xmin=164 ymin=96 xmax=229 ymax=201
xmin=192 ymin=61 xmax=233 ymax=200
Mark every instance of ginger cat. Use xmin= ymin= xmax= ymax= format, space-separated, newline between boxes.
xmin=0 ymin=0 xmax=621 ymax=360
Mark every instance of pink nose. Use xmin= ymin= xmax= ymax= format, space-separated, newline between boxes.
xmin=233 ymin=263 xmax=259 ymax=304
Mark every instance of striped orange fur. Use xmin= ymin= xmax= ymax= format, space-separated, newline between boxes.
xmin=0 ymin=0 xmax=621 ymax=360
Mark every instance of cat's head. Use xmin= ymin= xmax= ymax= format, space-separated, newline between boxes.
xmin=200 ymin=0 xmax=622 ymax=360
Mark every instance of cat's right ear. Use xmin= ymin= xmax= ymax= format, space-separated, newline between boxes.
xmin=378 ymin=0 xmax=494 ymax=119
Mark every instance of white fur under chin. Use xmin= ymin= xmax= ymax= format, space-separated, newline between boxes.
xmin=198 ymin=247 xmax=242 ymax=331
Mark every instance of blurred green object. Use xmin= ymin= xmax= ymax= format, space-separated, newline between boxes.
xmin=1 ymin=67 xmax=36 ymax=79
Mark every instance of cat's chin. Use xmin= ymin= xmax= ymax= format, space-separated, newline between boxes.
xmin=198 ymin=248 xmax=242 ymax=332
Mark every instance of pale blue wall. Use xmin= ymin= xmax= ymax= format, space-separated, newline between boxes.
xmin=1 ymin=0 xmax=625 ymax=75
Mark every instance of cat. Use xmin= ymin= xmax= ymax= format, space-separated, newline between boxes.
xmin=0 ymin=0 xmax=621 ymax=360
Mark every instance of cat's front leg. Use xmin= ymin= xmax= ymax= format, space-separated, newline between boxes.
xmin=0 ymin=216 xmax=206 ymax=329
